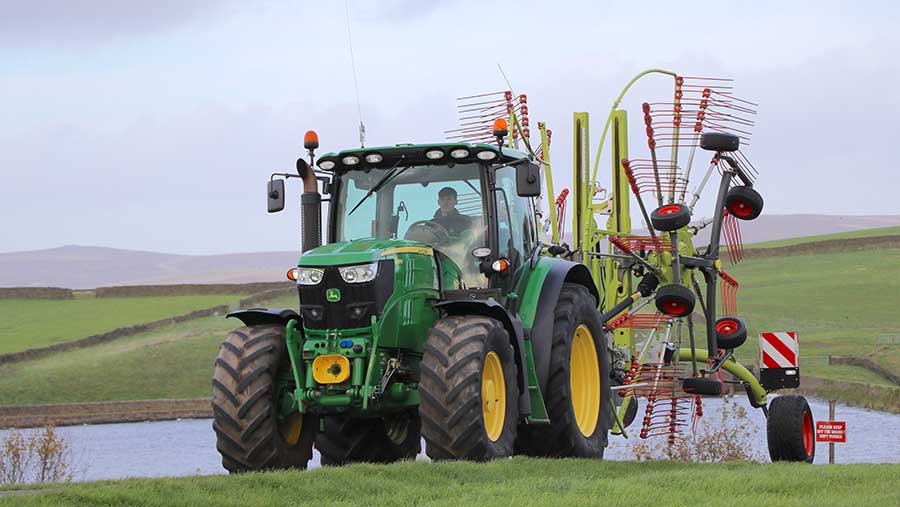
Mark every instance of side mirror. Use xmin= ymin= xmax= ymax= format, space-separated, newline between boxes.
xmin=516 ymin=161 xmax=541 ymax=197
xmin=700 ymin=132 xmax=740 ymax=152
xmin=267 ymin=179 xmax=285 ymax=213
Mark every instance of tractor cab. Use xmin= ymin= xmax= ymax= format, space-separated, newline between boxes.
xmin=315 ymin=142 xmax=542 ymax=295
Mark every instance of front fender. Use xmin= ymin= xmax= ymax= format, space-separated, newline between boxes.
xmin=226 ymin=308 xmax=301 ymax=328
xmin=434 ymin=299 xmax=530 ymax=416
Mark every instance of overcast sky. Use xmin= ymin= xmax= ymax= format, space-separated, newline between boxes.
xmin=2 ymin=0 xmax=898 ymax=254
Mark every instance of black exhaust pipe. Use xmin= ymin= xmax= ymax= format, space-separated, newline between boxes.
xmin=298 ymin=158 xmax=322 ymax=253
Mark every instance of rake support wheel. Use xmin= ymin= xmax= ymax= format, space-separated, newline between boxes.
xmin=725 ymin=186 xmax=764 ymax=220
xmin=419 ymin=316 xmax=518 ymax=461
xmin=650 ymin=203 xmax=691 ymax=231
xmin=212 ymin=325 xmax=315 ymax=473
xmin=655 ymin=284 xmax=695 ymax=317
xmin=715 ymin=316 xmax=748 ymax=350
xmin=682 ymin=376 xmax=724 ymax=396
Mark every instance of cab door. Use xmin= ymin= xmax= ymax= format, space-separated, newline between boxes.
xmin=489 ymin=164 xmax=537 ymax=304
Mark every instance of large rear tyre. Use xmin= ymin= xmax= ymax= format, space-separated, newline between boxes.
xmin=517 ymin=283 xmax=612 ymax=458
xmin=316 ymin=412 xmax=421 ymax=465
xmin=212 ymin=325 xmax=316 ymax=473
xmin=419 ymin=316 xmax=518 ymax=461
xmin=767 ymin=394 xmax=815 ymax=463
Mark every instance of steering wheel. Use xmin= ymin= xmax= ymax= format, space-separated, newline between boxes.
xmin=404 ymin=220 xmax=452 ymax=245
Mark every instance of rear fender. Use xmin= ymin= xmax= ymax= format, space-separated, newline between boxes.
xmin=434 ymin=299 xmax=531 ymax=416
xmin=527 ymin=261 xmax=599 ymax=393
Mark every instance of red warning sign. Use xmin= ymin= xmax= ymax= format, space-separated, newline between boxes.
xmin=815 ymin=421 xmax=846 ymax=443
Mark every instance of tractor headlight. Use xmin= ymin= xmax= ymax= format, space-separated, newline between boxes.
xmin=296 ymin=267 xmax=325 ymax=285
xmin=338 ymin=262 xmax=378 ymax=283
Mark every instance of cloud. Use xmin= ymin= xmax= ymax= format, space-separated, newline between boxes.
xmin=0 ymin=0 xmax=237 ymax=49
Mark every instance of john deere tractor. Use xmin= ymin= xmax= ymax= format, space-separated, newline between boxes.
xmin=212 ymin=127 xmax=613 ymax=472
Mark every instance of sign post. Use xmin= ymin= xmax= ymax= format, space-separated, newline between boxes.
xmin=815 ymin=400 xmax=846 ymax=464
xmin=829 ymin=400 xmax=835 ymax=464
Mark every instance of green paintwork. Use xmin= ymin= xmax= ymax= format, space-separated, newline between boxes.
xmin=603 ymin=110 xmax=633 ymax=351
xmin=287 ymin=237 xmax=445 ymax=415
xmin=523 ymin=339 xmax=549 ymax=423
xmin=515 ymin=256 xmax=561 ymax=423
xmin=516 ymin=256 xmax=559 ymax=329
xmin=298 ymin=237 xmax=417 ymax=267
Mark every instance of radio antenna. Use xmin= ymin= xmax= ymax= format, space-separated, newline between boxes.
xmin=345 ymin=0 xmax=366 ymax=147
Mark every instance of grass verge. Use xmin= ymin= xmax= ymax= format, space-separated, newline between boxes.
xmin=1 ymin=459 xmax=898 ymax=507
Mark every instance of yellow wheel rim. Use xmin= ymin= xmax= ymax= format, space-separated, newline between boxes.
xmin=278 ymin=412 xmax=303 ymax=445
xmin=570 ymin=324 xmax=600 ymax=437
xmin=481 ymin=351 xmax=506 ymax=442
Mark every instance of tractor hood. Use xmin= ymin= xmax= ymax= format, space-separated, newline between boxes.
xmin=298 ymin=238 xmax=434 ymax=267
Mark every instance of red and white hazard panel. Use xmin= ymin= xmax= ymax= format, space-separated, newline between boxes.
xmin=759 ymin=332 xmax=800 ymax=390
xmin=760 ymin=332 xmax=799 ymax=368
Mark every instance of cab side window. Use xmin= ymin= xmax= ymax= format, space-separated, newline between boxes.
xmin=494 ymin=166 xmax=536 ymax=272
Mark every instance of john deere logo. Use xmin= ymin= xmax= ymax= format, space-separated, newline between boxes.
xmin=326 ymin=288 xmax=341 ymax=302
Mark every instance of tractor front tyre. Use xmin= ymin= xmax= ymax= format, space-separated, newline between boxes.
xmin=316 ymin=412 xmax=421 ymax=465
xmin=767 ymin=394 xmax=816 ymax=463
xmin=419 ymin=316 xmax=518 ymax=461
xmin=517 ymin=283 xmax=612 ymax=458
xmin=212 ymin=325 xmax=316 ymax=473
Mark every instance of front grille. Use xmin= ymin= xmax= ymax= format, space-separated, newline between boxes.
xmin=299 ymin=260 xmax=394 ymax=329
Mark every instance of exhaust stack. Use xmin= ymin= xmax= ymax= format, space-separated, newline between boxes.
xmin=299 ymin=131 xmax=322 ymax=253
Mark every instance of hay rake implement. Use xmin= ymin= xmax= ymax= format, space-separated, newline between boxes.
xmin=452 ymin=69 xmax=815 ymax=462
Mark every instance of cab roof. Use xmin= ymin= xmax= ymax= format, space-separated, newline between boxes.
xmin=316 ymin=142 xmax=530 ymax=172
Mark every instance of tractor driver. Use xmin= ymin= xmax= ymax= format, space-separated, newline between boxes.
xmin=432 ymin=187 xmax=471 ymax=236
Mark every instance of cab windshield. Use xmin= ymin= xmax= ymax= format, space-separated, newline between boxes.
xmin=334 ymin=163 xmax=485 ymax=287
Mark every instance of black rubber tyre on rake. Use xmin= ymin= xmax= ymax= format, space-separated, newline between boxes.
xmin=650 ymin=203 xmax=691 ymax=231
xmin=725 ymin=186 xmax=764 ymax=220
xmin=419 ymin=316 xmax=518 ymax=461
xmin=517 ymin=283 xmax=612 ymax=458
xmin=655 ymin=284 xmax=696 ymax=317
xmin=715 ymin=316 xmax=748 ymax=350
xmin=212 ymin=325 xmax=316 ymax=473
xmin=316 ymin=412 xmax=421 ymax=465
xmin=767 ymin=394 xmax=815 ymax=463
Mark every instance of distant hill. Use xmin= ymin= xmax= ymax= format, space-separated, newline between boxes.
xmin=3 ymin=214 xmax=900 ymax=289
xmin=0 ymin=246 xmax=297 ymax=289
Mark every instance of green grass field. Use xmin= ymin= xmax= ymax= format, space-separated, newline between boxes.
xmin=0 ymin=295 xmax=296 ymax=405
xmin=0 ymin=294 xmax=253 ymax=355
xmin=727 ymin=247 xmax=900 ymax=380
xmin=1 ymin=459 xmax=897 ymax=507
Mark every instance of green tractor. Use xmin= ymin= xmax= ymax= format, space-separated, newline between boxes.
xmin=212 ymin=126 xmax=612 ymax=471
